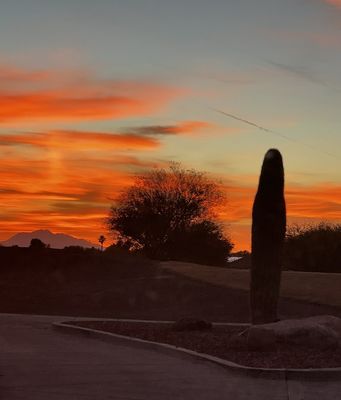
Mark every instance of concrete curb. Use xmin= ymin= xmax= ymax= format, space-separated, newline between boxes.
xmin=0 ymin=313 xmax=249 ymax=325
xmin=53 ymin=320 xmax=341 ymax=381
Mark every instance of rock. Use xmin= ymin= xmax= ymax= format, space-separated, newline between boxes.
xmin=248 ymin=315 xmax=341 ymax=350
xmin=247 ymin=327 xmax=277 ymax=351
xmin=172 ymin=318 xmax=212 ymax=332
xmin=307 ymin=325 xmax=339 ymax=350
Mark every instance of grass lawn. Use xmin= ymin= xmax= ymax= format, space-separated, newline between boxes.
xmin=161 ymin=261 xmax=341 ymax=308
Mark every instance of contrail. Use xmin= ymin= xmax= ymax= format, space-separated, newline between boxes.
xmin=212 ymin=108 xmax=339 ymax=160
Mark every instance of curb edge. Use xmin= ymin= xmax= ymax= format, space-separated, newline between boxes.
xmin=52 ymin=321 xmax=341 ymax=381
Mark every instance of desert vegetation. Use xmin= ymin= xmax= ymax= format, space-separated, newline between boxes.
xmin=108 ymin=164 xmax=233 ymax=266
xmin=283 ymin=222 xmax=341 ymax=273
xmin=226 ymin=225 xmax=341 ymax=273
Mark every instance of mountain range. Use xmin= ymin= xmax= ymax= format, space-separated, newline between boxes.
xmin=1 ymin=230 xmax=97 ymax=249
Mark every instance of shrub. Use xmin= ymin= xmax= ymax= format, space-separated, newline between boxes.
xmin=108 ymin=164 xmax=233 ymax=264
xmin=284 ymin=223 xmax=341 ymax=272
xmin=165 ymin=220 xmax=233 ymax=266
xmin=29 ymin=238 xmax=47 ymax=250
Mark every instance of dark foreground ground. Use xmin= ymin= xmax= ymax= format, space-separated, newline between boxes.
xmin=1 ymin=248 xmax=341 ymax=322
xmin=71 ymin=321 xmax=341 ymax=369
xmin=4 ymin=314 xmax=341 ymax=400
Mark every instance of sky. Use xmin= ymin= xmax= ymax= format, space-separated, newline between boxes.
xmin=0 ymin=0 xmax=340 ymax=250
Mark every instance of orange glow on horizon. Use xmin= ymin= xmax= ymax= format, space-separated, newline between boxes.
xmin=1 ymin=166 xmax=340 ymax=251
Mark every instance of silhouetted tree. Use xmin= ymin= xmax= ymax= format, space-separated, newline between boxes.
xmin=250 ymin=149 xmax=286 ymax=324
xmin=108 ymin=164 xmax=233 ymax=264
xmin=29 ymin=238 xmax=47 ymax=250
xmin=166 ymin=219 xmax=233 ymax=265
xmin=98 ymin=235 xmax=106 ymax=251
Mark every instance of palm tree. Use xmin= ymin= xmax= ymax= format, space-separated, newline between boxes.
xmin=98 ymin=235 xmax=106 ymax=251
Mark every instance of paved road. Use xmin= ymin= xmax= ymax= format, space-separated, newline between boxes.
xmin=0 ymin=314 xmax=340 ymax=399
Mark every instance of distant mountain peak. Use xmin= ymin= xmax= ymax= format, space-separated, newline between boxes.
xmin=1 ymin=230 xmax=97 ymax=249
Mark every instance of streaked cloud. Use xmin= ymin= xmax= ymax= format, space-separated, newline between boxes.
xmin=0 ymin=130 xmax=160 ymax=151
xmin=267 ymin=61 xmax=327 ymax=87
xmin=123 ymin=121 xmax=212 ymax=136
xmin=0 ymin=63 xmax=185 ymax=124
xmin=286 ymin=184 xmax=341 ymax=219
xmin=323 ymin=0 xmax=341 ymax=8
xmin=0 ymin=63 xmax=55 ymax=85
xmin=220 ymin=180 xmax=341 ymax=222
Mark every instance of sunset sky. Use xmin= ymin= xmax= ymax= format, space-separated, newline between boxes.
xmin=0 ymin=0 xmax=340 ymax=250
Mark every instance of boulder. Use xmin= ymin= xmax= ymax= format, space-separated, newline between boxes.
xmin=248 ymin=315 xmax=341 ymax=350
xmin=172 ymin=318 xmax=212 ymax=332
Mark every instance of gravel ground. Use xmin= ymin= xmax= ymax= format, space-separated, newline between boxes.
xmin=71 ymin=321 xmax=341 ymax=369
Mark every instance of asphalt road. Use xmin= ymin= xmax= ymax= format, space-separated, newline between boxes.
xmin=0 ymin=314 xmax=340 ymax=399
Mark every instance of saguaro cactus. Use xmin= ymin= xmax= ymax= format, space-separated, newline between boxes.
xmin=250 ymin=149 xmax=286 ymax=324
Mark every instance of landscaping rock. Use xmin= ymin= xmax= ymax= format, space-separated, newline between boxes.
xmin=248 ymin=315 xmax=341 ymax=350
xmin=172 ymin=318 xmax=212 ymax=332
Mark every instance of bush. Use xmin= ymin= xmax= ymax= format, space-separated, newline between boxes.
xmin=284 ymin=223 xmax=341 ymax=272
xmin=29 ymin=238 xmax=47 ymax=250
xmin=165 ymin=220 xmax=233 ymax=266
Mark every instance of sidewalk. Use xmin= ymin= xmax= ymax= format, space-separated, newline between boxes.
xmin=1 ymin=313 xmax=340 ymax=399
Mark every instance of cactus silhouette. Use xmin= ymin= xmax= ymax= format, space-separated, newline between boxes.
xmin=250 ymin=149 xmax=286 ymax=324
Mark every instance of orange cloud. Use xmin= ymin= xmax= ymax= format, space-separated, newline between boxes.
xmin=286 ymin=184 xmax=341 ymax=219
xmin=171 ymin=121 xmax=214 ymax=136
xmin=0 ymin=158 xmax=134 ymax=242
xmin=220 ymin=180 xmax=341 ymax=222
xmin=267 ymin=28 xmax=341 ymax=50
xmin=0 ymin=64 xmax=54 ymax=85
xmin=0 ymin=148 xmax=163 ymax=238
xmin=0 ymin=130 xmax=159 ymax=151
xmin=123 ymin=120 xmax=212 ymax=136
xmin=324 ymin=0 xmax=341 ymax=7
xmin=0 ymin=64 xmax=184 ymax=124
